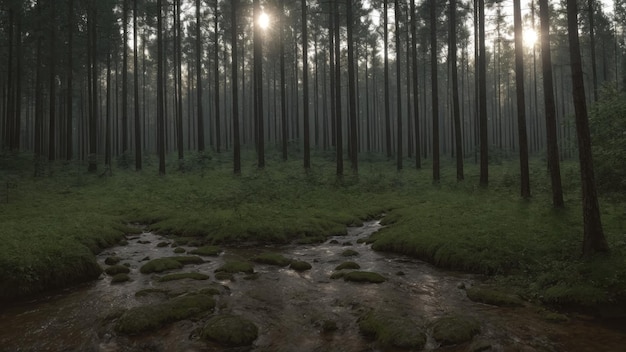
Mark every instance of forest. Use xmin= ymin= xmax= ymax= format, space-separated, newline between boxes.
xmin=1 ymin=0 xmax=626 ymax=350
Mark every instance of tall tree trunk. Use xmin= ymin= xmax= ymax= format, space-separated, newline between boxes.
xmin=334 ymin=0 xmax=343 ymax=176
xmin=280 ymin=0 xmax=288 ymax=161
xmin=134 ymin=0 xmax=142 ymax=169
xmin=410 ymin=0 xmax=421 ymax=168
xmin=431 ymin=0 xmax=440 ymax=182
xmin=302 ymin=0 xmax=311 ymax=170
xmin=88 ymin=0 xmax=98 ymax=173
xmin=34 ymin=0 xmax=44 ymax=171
xmin=66 ymin=0 xmax=73 ymax=160
xmin=253 ymin=0 xmax=265 ymax=168
xmin=348 ymin=0 xmax=358 ymax=172
xmin=157 ymin=0 xmax=165 ymax=175
xmin=122 ymin=0 xmax=128 ymax=153
xmin=214 ymin=1 xmax=221 ymax=153
xmin=232 ymin=0 xmax=241 ymax=174
xmin=478 ymin=0 xmax=488 ymax=186
xmin=567 ymin=0 xmax=609 ymax=256
xmin=384 ymin=0 xmax=391 ymax=159
xmin=106 ymin=50 xmax=112 ymax=169
xmin=395 ymin=0 xmax=402 ymax=171
xmin=48 ymin=0 xmax=56 ymax=161
xmin=514 ymin=0 xmax=531 ymax=199
xmin=588 ymin=0 xmax=598 ymax=102
xmin=195 ymin=0 xmax=205 ymax=151
xmin=450 ymin=0 xmax=463 ymax=180
xmin=539 ymin=0 xmax=564 ymax=207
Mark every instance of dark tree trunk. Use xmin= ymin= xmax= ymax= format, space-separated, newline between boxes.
xmin=348 ymin=0 xmax=358 ymax=172
xmin=395 ymin=0 xmax=402 ymax=171
xmin=280 ymin=0 xmax=287 ymax=161
xmin=134 ymin=0 xmax=142 ymax=169
xmin=539 ymin=0 xmax=564 ymax=207
xmin=410 ymin=0 xmax=421 ymax=169
xmin=195 ymin=0 xmax=205 ymax=151
xmin=157 ymin=0 xmax=165 ymax=175
xmin=66 ymin=0 xmax=73 ymax=160
xmin=334 ymin=0 xmax=343 ymax=176
xmin=567 ymin=0 xmax=609 ymax=256
xmin=88 ymin=0 xmax=98 ymax=173
xmin=214 ymin=1 xmax=221 ymax=153
xmin=122 ymin=0 xmax=128 ymax=153
xmin=514 ymin=0 xmax=531 ymax=198
xmin=253 ymin=0 xmax=265 ymax=168
xmin=450 ymin=0 xmax=463 ymax=180
xmin=431 ymin=0 xmax=440 ymax=182
xmin=478 ymin=0 xmax=488 ymax=186
xmin=232 ymin=0 xmax=241 ymax=174
xmin=106 ymin=50 xmax=112 ymax=169
xmin=34 ymin=0 xmax=44 ymax=170
xmin=384 ymin=0 xmax=391 ymax=159
xmin=588 ymin=0 xmax=598 ymax=102
xmin=302 ymin=0 xmax=311 ymax=170
xmin=48 ymin=0 xmax=56 ymax=161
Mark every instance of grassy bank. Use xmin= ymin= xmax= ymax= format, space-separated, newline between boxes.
xmin=0 ymin=151 xmax=624 ymax=313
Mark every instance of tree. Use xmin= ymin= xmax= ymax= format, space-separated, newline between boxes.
xmin=157 ymin=0 xmax=165 ymax=175
xmin=514 ymin=0 xmax=531 ymax=198
xmin=302 ymin=0 xmax=311 ymax=170
xmin=122 ymin=0 xmax=129 ymax=154
xmin=47 ymin=0 xmax=57 ymax=161
xmin=348 ymin=0 xmax=358 ymax=172
xmin=214 ymin=0 xmax=221 ymax=153
xmin=384 ymin=0 xmax=391 ymax=159
xmin=539 ymin=0 xmax=564 ymax=208
xmin=66 ymin=0 xmax=73 ymax=160
xmin=232 ymin=0 xmax=241 ymax=174
xmin=566 ymin=0 xmax=609 ymax=256
xmin=253 ymin=0 xmax=265 ymax=168
xmin=195 ymin=0 xmax=205 ymax=151
xmin=87 ymin=0 xmax=98 ymax=173
xmin=430 ymin=0 xmax=440 ymax=182
xmin=134 ymin=0 xmax=142 ymax=169
xmin=395 ymin=0 xmax=402 ymax=171
xmin=588 ymin=0 xmax=599 ymax=102
xmin=410 ymin=0 xmax=421 ymax=169
xmin=478 ymin=0 xmax=488 ymax=186
xmin=334 ymin=0 xmax=343 ymax=176
xmin=280 ymin=0 xmax=288 ymax=161
xmin=450 ymin=0 xmax=463 ymax=180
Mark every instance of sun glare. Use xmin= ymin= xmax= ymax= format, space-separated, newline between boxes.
xmin=259 ymin=12 xmax=270 ymax=30
xmin=523 ymin=28 xmax=537 ymax=48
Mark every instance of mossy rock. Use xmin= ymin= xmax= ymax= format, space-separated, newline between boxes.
xmin=104 ymin=256 xmax=121 ymax=265
xmin=215 ymin=261 xmax=254 ymax=274
xmin=105 ymin=265 xmax=131 ymax=275
xmin=289 ymin=260 xmax=312 ymax=271
xmin=541 ymin=311 xmax=569 ymax=323
xmin=253 ymin=252 xmax=291 ymax=267
xmin=466 ymin=287 xmax=523 ymax=307
xmin=330 ymin=272 xmax=346 ymax=280
xmin=215 ymin=272 xmax=234 ymax=281
xmin=111 ymin=273 xmax=131 ymax=283
xmin=115 ymin=293 xmax=216 ymax=335
xmin=341 ymin=249 xmax=359 ymax=257
xmin=190 ymin=246 xmax=222 ymax=257
xmin=135 ymin=288 xmax=169 ymax=297
xmin=201 ymin=314 xmax=259 ymax=346
xmin=156 ymin=241 xmax=170 ymax=248
xmin=140 ymin=256 xmax=204 ymax=274
xmin=335 ymin=261 xmax=360 ymax=270
xmin=157 ymin=272 xmax=210 ymax=282
xmin=173 ymin=247 xmax=186 ymax=254
xmin=343 ymin=271 xmax=386 ymax=284
xmin=358 ymin=310 xmax=426 ymax=349
xmin=431 ymin=315 xmax=480 ymax=346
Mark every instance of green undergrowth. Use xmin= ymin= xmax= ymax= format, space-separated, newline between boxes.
xmin=1 ymin=151 xmax=625 ymax=313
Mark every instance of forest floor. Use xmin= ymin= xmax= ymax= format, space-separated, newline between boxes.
xmin=1 ymin=150 xmax=625 ymax=315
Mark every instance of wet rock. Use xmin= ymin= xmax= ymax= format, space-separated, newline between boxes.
xmin=330 ymin=272 xmax=345 ymax=280
xmin=201 ymin=314 xmax=259 ymax=346
xmin=289 ymin=261 xmax=312 ymax=271
xmin=111 ymin=273 xmax=130 ymax=283
xmin=135 ymin=288 xmax=170 ymax=298
xmin=115 ymin=293 xmax=216 ymax=335
xmin=466 ymin=287 xmax=524 ymax=307
xmin=215 ymin=272 xmax=234 ymax=281
xmin=123 ymin=263 xmax=131 ymax=267
xmin=342 ymin=242 xmax=353 ymax=246
xmin=322 ymin=320 xmax=338 ymax=332
xmin=458 ymin=282 xmax=466 ymax=290
xmin=253 ymin=252 xmax=291 ymax=267
xmin=215 ymin=260 xmax=254 ymax=274
xmin=104 ymin=256 xmax=121 ymax=265
xmin=396 ymin=271 xmax=405 ymax=276
xmin=343 ymin=271 xmax=386 ymax=284
xmin=189 ymin=246 xmax=222 ymax=257
xmin=244 ymin=273 xmax=260 ymax=280
xmin=141 ymin=256 xmax=150 ymax=262
xmin=156 ymin=241 xmax=169 ymax=248
xmin=431 ymin=315 xmax=480 ymax=346
xmin=138 ymin=240 xmax=151 ymax=244
xmin=469 ymin=340 xmax=494 ymax=352
xmin=157 ymin=272 xmax=210 ymax=282
xmin=341 ymin=249 xmax=359 ymax=257
xmin=173 ymin=247 xmax=186 ymax=254
xmin=118 ymin=240 xmax=129 ymax=246
xmin=140 ymin=256 xmax=204 ymax=274
xmin=329 ymin=240 xmax=340 ymax=244
xmin=358 ymin=310 xmax=426 ymax=349
xmin=105 ymin=265 xmax=131 ymax=275
xmin=335 ymin=261 xmax=361 ymax=270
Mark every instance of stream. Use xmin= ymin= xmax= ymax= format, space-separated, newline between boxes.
xmin=0 ymin=221 xmax=624 ymax=351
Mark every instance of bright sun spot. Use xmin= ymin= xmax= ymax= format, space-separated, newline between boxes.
xmin=523 ymin=28 xmax=537 ymax=47
xmin=259 ymin=12 xmax=270 ymax=30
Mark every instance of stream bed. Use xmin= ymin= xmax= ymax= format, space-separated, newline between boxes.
xmin=0 ymin=221 xmax=624 ymax=351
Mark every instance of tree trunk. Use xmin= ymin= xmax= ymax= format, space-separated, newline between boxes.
xmin=88 ymin=0 xmax=98 ymax=173
xmin=302 ymin=0 xmax=311 ymax=170
xmin=122 ymin=0 xmax=128 ymax=153
xmin=232 ymin=0 xmax=241 ymax=174
xmin=478 ymin=0 xmax=488 ymax=186
xmin=253 ymin=0 xmax=265 ymax=168
xmin=588 ymin=0 xmax=598 ymax=102
xmin=450 ymin=0 xmax=463 ymax=180
xmin=334 ymin=0 xmax=343 ymax=176
xmin=280 ymin=0 xmax=288 ymax=161
xmin=195 ymin=0 xmax=205 ymax=151
xmin=157 ymin=0 xmax=165 ymax=175
xmin=431 ymin=0 xmax=440 ymax=182
xmin=514 ymin=0 xmax=531 ymax=199
xmin=410 ymin=0 xmax=421 ymax=169
xmin=48 ymin=0 xmax=56 ymax=161
xmin=348 ymin=0 xmax=358 ymax=172
xmin=395 ymin=0 xmax=402 ymax=171
xmin=539 ymin=0 xmax=564 ymax=207
xmin=567 ymin=0 xmax=609 ymax=256
xmin=135 ymin=0 xmax=143 ymax=169
xmin=214 ymin=1 xmax=221 ymax=153
xmin=66 ymin=0 xmax=73 ymax=160
xmin=384 ymin=0 xmax=391 ymax=159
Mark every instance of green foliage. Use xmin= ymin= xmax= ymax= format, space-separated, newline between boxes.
xmin=590 ymin=87 xmax=626 ymax=193
xmin=201 ymin=314 xmax=259 ymax=346
xmin=115 ymin=293 xmax=216 ymax=334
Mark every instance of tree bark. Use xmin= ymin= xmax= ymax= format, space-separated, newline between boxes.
xmin=232 ymin=0 xmax=241 ymax=174
xmin=302 ymin=0 xmax=311 ymax=170
xmin=348 ymin=0 xmax=358 ymax=172
xmin=478 ymin=0 xmax=488 ymax=186
xmin=450 ymin=0 xmax=463 ymax=180
xmin=157 ymin=0 xmax=165 ymax=175
xmin=195 ymin=0 xmax=205 ymax=151
xmin=431 ymin=0 xmax=440 ymax=182
xmin=410 ymin=0 xmax=421 ymax=169
xmin=395 ymin=0 xmax=402 ymax=171
xmin=384 ymin=0 xmax=391 ymax=159
xmin=135 ymin=0 xmax=143 ymax=169
xmin=514 ymin=0 xmax=531 ymax=198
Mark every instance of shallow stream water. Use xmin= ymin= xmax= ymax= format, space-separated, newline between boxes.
xmin=0 ymin=221 xmax=624 ymax=351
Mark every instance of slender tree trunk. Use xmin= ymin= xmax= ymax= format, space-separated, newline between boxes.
xmin=450 ymin=0 xmax=463 ymax=180
xmin=334 ymin=0 xmax=343 ymax=176
xmin=280 ymin=0 xmax=288 ymax=161
xmin=514 ymin=0 xmax=531 ymax=199
xmin=431 ymin=0 xmax=440 ymax=182
xmin=122 ymin=0 xmax=128 ymax=153
xmin=34 ymin=0 xmax=44 ymax=171
xmin=195 ymin=0 xmax=205 ymax=151
xmin=48 ymin=0 xmax=56 ymax=161
xmin=254 ymin=0 xmax=265 ymax=168
xmin=66 ymin=0 xmax=73 ymax=159
xmin=478 ymin=0 xmax=488 ymax=186
xmin=411 ymin=0 xmax=421 ymax=168
xmin=157 ymin=0 xmax=165 ymax=175
xmin=302 ymin=0 xmax=311 ymax=169
xmin=567 ymin=0 xmax=609 ymax=256
xmin=214 ymin=1 xmax=221 ymax=153
xmin=384 ymin=0 xmax=391 ymax=159
xmin=88 ymin=0 xmax=98 ymax=173
xmin=395 ymin=0 xmax=402 ymax=171
xmin=134 ymin=0 xmax=143 ymax=169
xmin=348 ymin=0 xmax=358 ymax=172
xmin=232 ymin=0 xmax=241 ymax=174
xmin=588 ymin=0 xmax=598 ymax=102
xmin=106 ymin=51 xmax=112 ymax=169
xmin=539 ymin=0 xmax=564 ymax=207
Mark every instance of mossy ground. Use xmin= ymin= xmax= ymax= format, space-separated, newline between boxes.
xmin=343 ymin=271 xmax=387 ymax=283
xmin=157 ymin=272 xmax=210 ymax=282
xmin=1 ymin=151 xmax=625 ymax=312
xmin=201 ymin=314 xmax=259 ymax=346
xmin=289 ymin=260 xmax=312 ymax=271
xmin=335 ymin=261 xmax=361 ymax=270
xmin=253 ymin=252 xmax=292 ymax=266
xmin=358 ymin=310 xmax=426 ymax=349
xmin=139 ymin=256 xmax=204 ymax=274
xmin=465 ymin=286 xmax=524 ymax=307
xmin=431 ymin=315 xmax=480 ymax=345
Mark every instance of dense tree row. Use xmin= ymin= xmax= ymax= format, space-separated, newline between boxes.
xmin=1 ymin=0 xmax=624 ymax=255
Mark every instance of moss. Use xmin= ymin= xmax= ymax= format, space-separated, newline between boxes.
xmin=253 ymin=252 xmax=291 ymax=267
xmin=173 ymin=247 xmax=186 ymax=254
xmin=466 ymin=287 xmax=524 ymax=307
xmin=335 ymin=261 xmax=360 ymax=270
xmin=215 ymin=272 xmax=234 ymax=281
xmin=157 ymin=272 xmax=210 ymax=282
xmin=541 ymin=311 xmax=570 ymax=323
xmin=343 ymin=271 xmax=386 ymax=284
xmin=431 ymin=315 xmax=480 ymax=346
xmin=201 ymin=314 xmax=259 ymax=346
xmin=156 ymin=241 xmax=170 ymax=248
xmin=215 ymin=261 xmax=254 ymax=274
xmin=330 ymin=272 xmax=345 ymax=280
xmin=341 ymin=249 xmax=359 ymax=257
xmin=139 ymin=256 xmax=204 ymax=274
xmin=105 ymin=265 xmax=131 ymax=275
xmin=135 ymin=288 xmax=169 ymax=297
xmin=115 ymin=293 xmax=216 ymax=335
xmin=118 ymin=240 xmax=129 ymax=246
xmin=111 ymin=273 xmax=130 ymax=283
xmin=189 ymin=246 xmax=222 ymax=257
xmin=289 ymin=260 xmax=312 ymax=271
xmin=358 ymin=310 xmax=426 ymax=349
xmin=104 ymin=256 xmax=121 ymax=265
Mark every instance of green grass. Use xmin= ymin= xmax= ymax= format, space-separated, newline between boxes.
xmin=1 ymin=151 xmax=625 ymax=313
